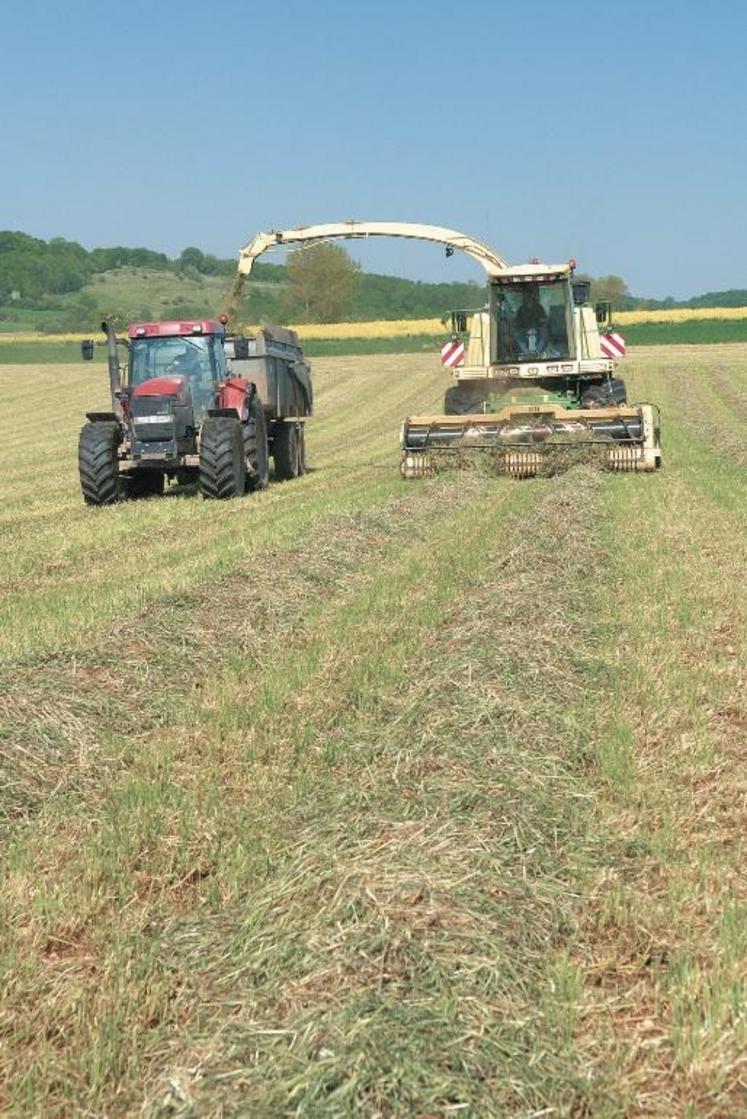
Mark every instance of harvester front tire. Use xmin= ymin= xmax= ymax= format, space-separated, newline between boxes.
xmin=78 ymin=421 xmax=121 ymax=506
xmin=273 ymin=421 xmax=301 ymax=480
xmin=199 ymin=417 xmax=246 ymax=500
xmin=244 ymin=396 xmax=270 ymax=493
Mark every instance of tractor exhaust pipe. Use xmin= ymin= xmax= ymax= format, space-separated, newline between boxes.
xmin=101 ymin=320 xmax=123 ymax=413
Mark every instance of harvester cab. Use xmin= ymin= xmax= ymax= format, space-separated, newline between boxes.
xmin=78 ymin=318 xmax=312 ymax=504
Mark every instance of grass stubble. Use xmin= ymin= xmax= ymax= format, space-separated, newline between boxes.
xmin=0 ymin=347 xmax=744 ymax=1116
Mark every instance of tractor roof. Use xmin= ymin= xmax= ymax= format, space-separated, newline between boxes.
xmin=493 ymin=262 xmax=573 ymax=283
xmin=128 ymin=320 xmax=225 ymax=339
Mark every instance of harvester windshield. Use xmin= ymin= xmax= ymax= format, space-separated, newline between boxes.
xmin=492 ymin=277 xmax=572 ymax=363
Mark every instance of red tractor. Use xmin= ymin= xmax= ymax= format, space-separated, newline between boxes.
xmin=78 ymin=318 xmax=312 ymax=504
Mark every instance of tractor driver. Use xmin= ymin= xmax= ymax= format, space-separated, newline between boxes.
xmin=514 ymin=284 xmax=549 ymax=357
xmin=169 ymin=343 xmax=212 ymax=406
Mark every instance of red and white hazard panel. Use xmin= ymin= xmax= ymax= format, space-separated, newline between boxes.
xmin=600 ymin=332 xmax=626 ymax=359
xmin=441 ymin=338 xmax=465 ymax=367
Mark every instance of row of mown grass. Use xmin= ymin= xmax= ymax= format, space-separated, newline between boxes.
xmin=0 ymin=346 xmax=745 ymax=1115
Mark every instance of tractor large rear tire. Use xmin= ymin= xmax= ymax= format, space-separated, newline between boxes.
xmin=79 ymin=421 xmax=121 ymax=506
xmin=199 ymin=417 xmax=246 ymax=500
xmin=273 ymin=420 xmax=301 ymax=480
xmin=244 ymin=396 xmax=270 ymax=492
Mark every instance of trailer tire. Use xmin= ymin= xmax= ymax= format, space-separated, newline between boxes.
xmin=273 ymin=421 xmax=301 ymax=480
xmin=244 ymin=395 xmax=270 ymax=492
xmin=126 ymin=471 xmax=165 ymax=500
xmin=297 ymin=423 xmax=307 ymax=474
xmin=199 ymin=417 xmax=246 ymax=499
xmin=79 ymin=421 xmax=121 ymax=506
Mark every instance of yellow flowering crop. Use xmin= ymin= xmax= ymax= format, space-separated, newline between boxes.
xmin=2 ymin=306 xmax=747 ymax=345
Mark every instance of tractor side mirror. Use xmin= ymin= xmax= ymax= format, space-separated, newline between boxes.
xmin=595 ymin=300 xmax=611 ymax=325
xmin=81 ymin=339 xmax=94 ymax=360
xmin=233 ymin=336 xmax=250 ymax=360
xmin=455 ymin=312 xmax=468 ymax=333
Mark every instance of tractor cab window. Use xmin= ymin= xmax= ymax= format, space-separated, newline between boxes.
xmin=492 ymin=278 xmax=572 ymax=363
xmin=130 ymin=336 xmax=216 ymax=411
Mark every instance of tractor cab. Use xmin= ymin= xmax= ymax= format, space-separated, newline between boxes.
xmin=127 ymin=320 xmax=228 ymax=420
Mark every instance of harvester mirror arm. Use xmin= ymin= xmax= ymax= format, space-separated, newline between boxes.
xmin=236 ymin=222 xmax=510 ymax=279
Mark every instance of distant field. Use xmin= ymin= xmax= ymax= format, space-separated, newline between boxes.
xmin=0 ymin=344 xmax=745 ymax=1116
xmin=2 ymin=306 xmax=747 ymax=364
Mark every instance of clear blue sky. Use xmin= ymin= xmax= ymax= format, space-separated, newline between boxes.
xmin=1 ymin=0 xmax=745 ymax=298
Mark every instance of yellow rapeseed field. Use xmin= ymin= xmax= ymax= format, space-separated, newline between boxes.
xmin=2 ymin=305 xmax=747 ymax=345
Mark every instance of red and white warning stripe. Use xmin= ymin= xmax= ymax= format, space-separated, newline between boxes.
xmin=600 ymin=332 xmax=626 ymax=359
xmin=441 ymin=338 xmax=465 ymax=367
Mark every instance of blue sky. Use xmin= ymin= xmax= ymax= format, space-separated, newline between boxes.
xmin=1 ymin=0 xmax=745 ymax=298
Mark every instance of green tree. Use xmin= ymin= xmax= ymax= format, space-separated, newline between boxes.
xmin=178 ymin=247 xmax=206 ymax=274
xmin=285 ymin=243 xmax=361 ymax=322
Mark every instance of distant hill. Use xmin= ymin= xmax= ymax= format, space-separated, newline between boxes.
xmin=0 ymin=230 xmax=743 ymax=333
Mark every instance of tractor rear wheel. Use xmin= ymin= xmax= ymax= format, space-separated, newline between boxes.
xmin=244 ymin=396 xmax=270 ymax=492
xmin=273 ymin=420 xmax=301 ymax=480
xmin=199 ymin=417 xmax=246 ymax=499
xmin=126 ymin=471 xmax=165 ymax=500
xmin=78 ymin=421 xmax=121 ymax=506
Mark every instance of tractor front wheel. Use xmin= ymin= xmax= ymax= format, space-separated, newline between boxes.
xmin=79 ymin=421 xmax=121 ymax=506
xmin=199 ymin=417 xmax=247 ymax=499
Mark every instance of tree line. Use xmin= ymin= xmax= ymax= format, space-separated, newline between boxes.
xmin=1 ymin=231 xmax=743 ymax=328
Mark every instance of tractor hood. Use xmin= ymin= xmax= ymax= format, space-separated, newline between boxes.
xmin=131 ymin=376 xmax=189 ymax=400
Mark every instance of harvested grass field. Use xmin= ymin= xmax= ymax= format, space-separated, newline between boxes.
xmin=0 ymin=345 xmax=745 ymax=1116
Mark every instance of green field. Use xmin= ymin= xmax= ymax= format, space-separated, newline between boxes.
xmin=5 ymin=319 xmax=747 ymax=367
xmin=0 ymin=346 xmax=745 ymax=1116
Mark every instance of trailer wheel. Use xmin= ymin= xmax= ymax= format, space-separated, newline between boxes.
xmin=297 ymin=423 xmax=307 ymax=474
xmin=126 ymin=471 xmax=165 ymax=500
xmin=244 ymin=395 xmax=270 ymax=492
xmin=199 ymin=417 xmax=246 ymax=499
xmin=273 ymin=421 xmax=301 ymax=480
xmin=78 ymin=421 xmax=121 ymax=506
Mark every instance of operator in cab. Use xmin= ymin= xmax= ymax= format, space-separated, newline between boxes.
xmin=514 ymin=284 xmax=549 ymax=357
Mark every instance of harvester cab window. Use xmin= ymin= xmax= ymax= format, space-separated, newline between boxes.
xmin=493 ymin=279 xmax=572 ymax=363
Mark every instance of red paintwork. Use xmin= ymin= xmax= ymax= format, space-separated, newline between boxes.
xmin=128 ymin=319 xmax=225 ymax=339
xmin=132 ymin=376 xmax=187 ymax=399
xmin=217 ymin=376 xmax=250 ymax=418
